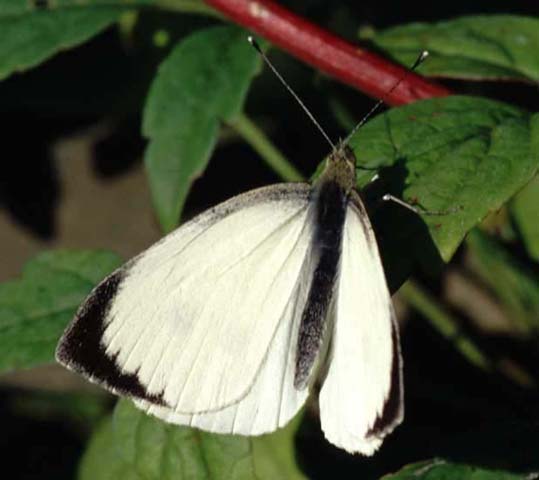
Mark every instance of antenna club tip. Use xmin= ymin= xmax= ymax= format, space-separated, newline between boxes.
xmin=247 ymin=35 xmax=262 ymax=52
xmin=420 ymin=50 xmax=429 ymax=60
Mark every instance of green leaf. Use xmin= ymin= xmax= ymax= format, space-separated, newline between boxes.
xmin=143 ymin=25 xmax=261 ymax=232
xmin=0 ymin=250 xmax=121 ymax=373
xmin=251 ymin=413 xmax=304 ymax=480
xmin=466 ymin=228 xmax=539 ymax=333
xmin=0 ymin=0 xmax=132 ymax=80
xmin=79 ymin=399 xmax=305 ymax=480
xmin=0 ymin=0 xmax=135 ymax=16
xmin=78 ymin=414 xmax=135 ymax=480
xmin=346 ymin=96 xmax=539 ymax=287
xmin=366 ymin=15 xmax=539 ymax=82
xmin=383 ymin=459 xmax=528 ymax=479
xmin=511 ymin=174 xmax=539 ymax=260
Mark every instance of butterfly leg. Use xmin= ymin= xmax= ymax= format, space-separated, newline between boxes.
xmin=382 ymin=194 xmax=462 ymax=216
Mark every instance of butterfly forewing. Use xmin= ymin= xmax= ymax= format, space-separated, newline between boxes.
xmin=57 ymin=184 xmax=318 ymax=418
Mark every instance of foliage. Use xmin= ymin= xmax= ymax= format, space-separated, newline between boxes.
xmin=383 ymin=459 xmax=530 ymax=479
xmin=0 ymin=251 xmax=121 ymax=373
xmin=143 ymin=26 xmax=261 ymax=232
xmin=79 ymin=400 xmax=305 ymax=480
xmin=365 ymin=15 xmax=539 ymax=82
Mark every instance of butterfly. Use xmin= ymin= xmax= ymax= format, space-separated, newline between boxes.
xmin=55 ymin=38 xmax=415 ymax=456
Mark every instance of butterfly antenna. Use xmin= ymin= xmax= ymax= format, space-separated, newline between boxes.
xmin=248 ymin=36 xmax=336 ymax=151
xmin=343 ymin=50 xmax=429 ymax=146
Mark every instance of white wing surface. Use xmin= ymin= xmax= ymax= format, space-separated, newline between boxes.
xmin=134 ymin=260 xmax=311 ymax=434
xmin=319 ymin=194 xmax=403 ymax=455
xmin=57 ymin=184 xmax=316 ymax=426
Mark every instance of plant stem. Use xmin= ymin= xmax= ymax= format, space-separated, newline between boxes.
xmin=229 ymin=114 xmax=304 ymax=182
xmin=203 ymin=0 xmax=451 ymax=105
xmin=400 ymin=280 xmax=492 ymax=371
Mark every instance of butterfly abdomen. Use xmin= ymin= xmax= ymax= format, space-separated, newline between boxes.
xmin=294 ymin=178 xmax=349 ymax=389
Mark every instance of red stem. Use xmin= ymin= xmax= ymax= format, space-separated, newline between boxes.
xmin=204 ymin=0 xmax=451 ymax=106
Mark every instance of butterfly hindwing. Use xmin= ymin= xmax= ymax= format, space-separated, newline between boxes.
xmin=319 ymin=191 xmax=403 ymax=455
xmin=134 ymin=255 xmax=313 ymax=435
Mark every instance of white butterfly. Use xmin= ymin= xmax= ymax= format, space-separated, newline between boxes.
xmin=56 ymin=142 xmax=403 ymax=455
xmin=56 ymin=36 xmax=412 ymax=455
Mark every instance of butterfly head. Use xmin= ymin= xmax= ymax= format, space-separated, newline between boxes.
xmin=321 ymin=143 xmax=357 ymax=193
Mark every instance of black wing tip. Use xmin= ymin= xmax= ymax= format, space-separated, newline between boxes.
xmin=56 ymin=268 xmax=168 ymax=407
xmin=56 ymin=268 xmax=123 ymax=365
xmin=367 ymin=313 xmax=404 ymax=438
xmin=55 ymin=337 xmax=74 ymax=367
